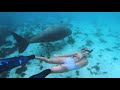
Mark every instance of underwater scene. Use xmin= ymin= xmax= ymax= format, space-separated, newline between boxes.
xmin=0 ymin=12 xmax=120 ymax=78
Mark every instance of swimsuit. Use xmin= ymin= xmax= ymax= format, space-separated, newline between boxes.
xmin=64 ymin=57 xmax=79 ymax=71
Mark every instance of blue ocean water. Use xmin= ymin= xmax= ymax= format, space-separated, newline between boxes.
xmin=0 ymin=12 xmax=120 ymax=78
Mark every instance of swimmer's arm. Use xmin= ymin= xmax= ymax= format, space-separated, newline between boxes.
xmin=76 ymin=59 xmax=88 ymax=68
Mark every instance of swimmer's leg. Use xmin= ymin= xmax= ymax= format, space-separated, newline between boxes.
xmin=35 ymin=56 xmax=65 ymax=64
xmin=29 ymin=65 xmax=69 ymax=78
xmin=50 ymin=64 xmax=69 ymax=73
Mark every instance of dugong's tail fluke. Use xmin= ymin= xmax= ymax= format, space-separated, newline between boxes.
xmin=10 ymin=32 xmax=29 ymax=53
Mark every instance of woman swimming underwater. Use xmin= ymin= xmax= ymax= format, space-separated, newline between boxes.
xmin=0 ymin=48 xmax=93 ymax=78
xmin=30 ymin=48 xmax=93 ymax=78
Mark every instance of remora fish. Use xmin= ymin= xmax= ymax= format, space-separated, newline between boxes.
xmin=11 ymin=24 xmax=72 ymax=53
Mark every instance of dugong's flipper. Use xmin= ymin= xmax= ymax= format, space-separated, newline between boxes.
xmin=10 ymin=32 xmax=29 ymax=53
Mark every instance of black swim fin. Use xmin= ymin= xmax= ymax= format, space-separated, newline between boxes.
xmin=10 ymin=31 xmax=29 ymax=53
xmin=29 ymin=69 xmax=51 ymax=78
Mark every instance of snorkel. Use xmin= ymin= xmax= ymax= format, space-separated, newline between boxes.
xmin=81 ymin=48 xmax=93 ymax=58
xmin=85 ymin=49 xmax=93 ymax=58
xmin=88 ymin=49 xmax=93 ymax=54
